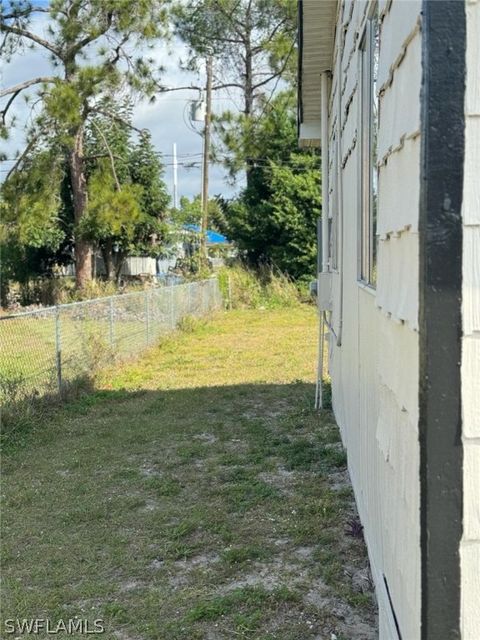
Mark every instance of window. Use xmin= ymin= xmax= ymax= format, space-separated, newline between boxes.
xmin=359 ymin=6 xmax=379 ymax=287
xmin=329 ymin=133 xmax=338 ymax=271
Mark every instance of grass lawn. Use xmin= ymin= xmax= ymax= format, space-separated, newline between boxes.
xmin=1 ymin=307 xmax=377 ymax=639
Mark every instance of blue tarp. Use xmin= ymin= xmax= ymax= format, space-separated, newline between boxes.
xmin=183 ymin=224 xmax=229 ymax=244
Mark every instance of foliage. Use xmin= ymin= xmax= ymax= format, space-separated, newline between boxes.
xmin=1 ymin=102 xmax=170 ymax=287
xmin=170 ymin=195 xmax=203 ymax=226
xmin=129 ymin=132 xmax=170 ymax=225
xmin=173 ymin=5 xmax=319 ymax=280
xmin=223 ymin=92 xmax=321 ymax=279
xmin=83 ymin=111 xmax=170 ymax=276
xmin=0 ymin=149 xmax=65 ymax=250
xmin=1 ymin=0 xmax=170 ymax=286
xmin=173 ymin=0 xmax=296 ymax=100
xmin=173 ymin=0 xmax=297 ymax=189
xmin=81 ymin=167 xmax=144 ymax=240
xmin=170 ymin=195 xmax=227 ymax=235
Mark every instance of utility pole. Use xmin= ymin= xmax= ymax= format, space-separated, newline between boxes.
xmin=201 ymin=55 xmax=213 ymax=261
xmin=172 ymin=142 xmax=178 ymax=210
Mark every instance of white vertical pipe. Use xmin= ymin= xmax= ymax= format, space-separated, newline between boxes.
xmin=321 ymin=71 xmax=330 ymax=273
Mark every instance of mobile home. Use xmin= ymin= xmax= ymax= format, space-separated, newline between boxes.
xmin=298 ymin=1 xmax=479 ymax=637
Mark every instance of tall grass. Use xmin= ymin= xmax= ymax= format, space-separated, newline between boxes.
xmin=2 ymin=277 xmax=156 ymax=310
xmin=217 ymin=265 xmax=311 ymax=310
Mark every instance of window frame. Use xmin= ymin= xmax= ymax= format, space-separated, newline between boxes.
xmin=358 ymin=4 xmax=379 ymax=289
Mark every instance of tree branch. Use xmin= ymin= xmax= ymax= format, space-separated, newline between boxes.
xmin=91 ymin=120 xmax=121 ymax=191
xmin=251 ymin=18 xmax=288 ymax=55
xmin=90 ymin=108 xmax=146 ymax=135
xmin=67 ymin=12 xmax=113 ymax=58
xmin=211 ymin=0 xmax=245 ymax=35
xmin=251 ymin=42 xmax=295 ymax=92
xmin=1 ymin=90 xmax=19 ymax=126
xmin=0 ymin=76 xmax=57 ymax=98
xmin=212 ymin=82 xmax=244 ymax=91
xmin=5 ymin=134 xmax=40 ymax=181
xmin=85 ymin=153 xmax=124 ymax=161
xmin=1 ymin=6 xmax=50 ymax=20
xmin=157 ymin=84 xmax=203 ymax=93
xmin=0 ymin=23 xmax=62 ymax=57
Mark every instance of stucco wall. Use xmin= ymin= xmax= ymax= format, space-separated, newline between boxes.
xmin=327 ymin=1 xmax=422 ymax=637
xmin=461 ymin=1 xmax=480 ymax=637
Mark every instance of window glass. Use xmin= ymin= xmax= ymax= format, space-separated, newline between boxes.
xmin=359 ymin=6 xmax=379 ymax=287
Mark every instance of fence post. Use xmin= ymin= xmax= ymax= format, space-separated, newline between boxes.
xmin=55 ymin=306 xmax=62 ymax=396
xmin=109 ymin=297 xmax=114 ymax=349
xmin=145 ymin=290 xmax=150 ymax=345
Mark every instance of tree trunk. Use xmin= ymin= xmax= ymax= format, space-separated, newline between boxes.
xmin=114 ymin=250 xmax=126 ymax=285
xmin=69 ymin=127 xmax=92 ymax=289
xmin=101 ymin=241 xmax=115 ymax=281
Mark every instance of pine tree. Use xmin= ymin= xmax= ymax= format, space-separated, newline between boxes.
xmin=1 ymin=0 xmax=169 ymax=288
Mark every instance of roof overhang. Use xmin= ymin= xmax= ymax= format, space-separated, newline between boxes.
xmin=298 ymin=0 xmax=337 ymax=148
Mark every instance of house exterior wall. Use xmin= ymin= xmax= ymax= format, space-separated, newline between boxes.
xmin=461 ymin=1 xmax=480 ymax=637
xmin=327 ymin=1 xmax=422 ymax=637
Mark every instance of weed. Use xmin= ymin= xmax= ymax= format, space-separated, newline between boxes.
xmin=177 ymin=314 xmax=208 ymax=333
xmin=221 ymin=545 xmax=271 ymax=565
xmin=345 ymin=516 xmax=364 ymax=540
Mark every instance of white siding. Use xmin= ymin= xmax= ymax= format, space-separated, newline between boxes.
xmin=376 ymin=231 xmax=419 ymax=330
xmin=377 ymin=29 xmax=421 ymax=163
xmin=377 ymin=0 xmax=421 ymax=91
xmin=461 ymin=1 xmax=480 ymax=637
xmin=328 ymin=1 xmax=422 ymax=637
xmin=377 ymin=135 xmax=420 ymax=236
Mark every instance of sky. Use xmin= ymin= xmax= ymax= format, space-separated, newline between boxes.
xmin=0 ymin=6 xmax=245 ymax=201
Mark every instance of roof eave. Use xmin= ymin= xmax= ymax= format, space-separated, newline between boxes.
xmin=298 ymin=0 xmax=337 ymax=148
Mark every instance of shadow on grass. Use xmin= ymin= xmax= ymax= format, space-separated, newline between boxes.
xmin=1 ymin=380 xmax=333 ymax=462
xmin=1 ymin=380 xmax=379 ymax=640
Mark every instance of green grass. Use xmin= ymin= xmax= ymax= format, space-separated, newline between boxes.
xmin=1 ymin=307 xmax=377 ymax=639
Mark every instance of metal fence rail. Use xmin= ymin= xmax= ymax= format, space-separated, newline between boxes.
xmin=0 ymin=278 xmax=221 ymax=405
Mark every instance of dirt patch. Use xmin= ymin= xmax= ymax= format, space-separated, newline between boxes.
xmin=149 ymin=558 xmax=164 ymax=570
xmin=139 ymin=465 xmax=162 ymax=478
xmin=139 ymin=499 xmax=158 ymax=512
xmin=220 ymin=558 xmax=305 ymax=593
xmin=174 ymin=552 xmax=220 ymax=570
xmin=193 ymin=432 xmax=217 ymax=444
xmin=293 ymin=545 xmax=316 ymax=561
xmin=258 ymin=466 xmax=296 ymax=495
xmin=119 ymin=579 xmax=145 ymax=592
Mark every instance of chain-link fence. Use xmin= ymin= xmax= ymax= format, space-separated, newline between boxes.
xmin=0 ymin=278 xmax=221 ymax=406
